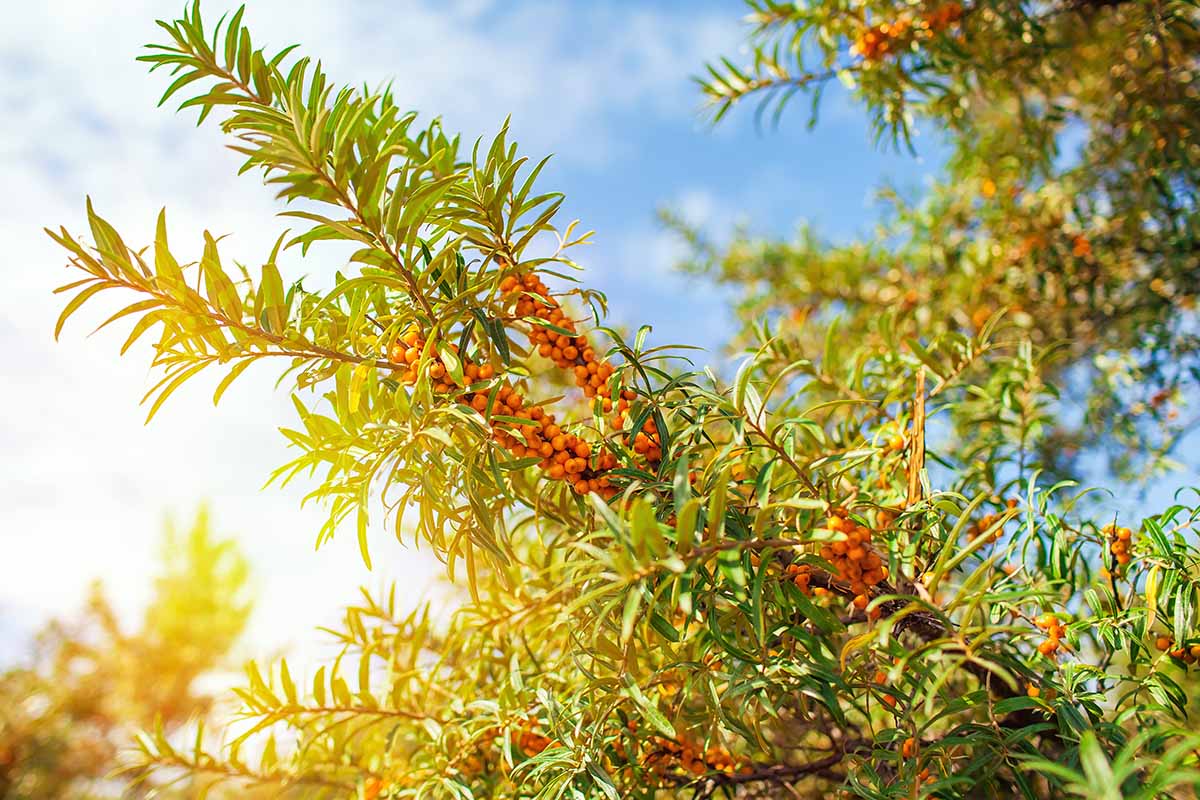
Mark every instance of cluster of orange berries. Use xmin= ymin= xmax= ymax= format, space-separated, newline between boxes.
xmin=968 ymin=499 xmax=1018 ymax=542
xmin=1156 ymin=636 xmax=1200 ymax=665
xmin=386 ymin=321 xmax=633 ymax=498
xmin=1102 ymin=523 xmax=1134 ymax=568
xmin=968 ymin=512 xmax=1004 ymax=543
xmin=504 ymin=269 xmax=668 ymax=467
xmin=777 ymin=559 xmax=836 ymax=599
xmin=624 ymin=418 xmax=664 ymax=464
xmin=388 ymin=328 xmax=601 ymax=494
xmin=924 ymin=1 xmax=964 ymax=31
xmin=612 ymin=721 xmax=750 ymax=780
xmin=645 ymin=735 xmax=748 ymax=777
xmin=822 ymin=510 xmax=888 ymax=610
xmin=387 ymin=327 xmax=470 ymax=392
xmin=850 ymin=2 xmax=964 ymax=61
xmin=500 ymin=272 xmax=661 ymax=459
xmin=456 ymin=718 xmax=559 ymax=776
xmin=851 ymin=18 xmax=912 ymax=60
xmin=482 ymin=384 xmax=622 ymax=499
xmin=1071 ymin=234 xmax=1092 ymax=258
xmin=515 ymin=718 xmax=556 ymax=756
xmin=387 ymin=266 xmax=672 ymax=499
xmin=784 ymin=561 xmax=814 ymax=596
xmin=1034 ymin=614 xmax=1066 ymax=657
xmin=502 ymin=273 xmax=616 ymax=399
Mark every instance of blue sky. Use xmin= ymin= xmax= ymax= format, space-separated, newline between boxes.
xmin=0 ymin=0 xmax=1070 ymax=668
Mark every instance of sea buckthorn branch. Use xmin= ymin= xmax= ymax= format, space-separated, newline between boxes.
xmin=748 ymin=504 xmax=1072 ymax=733
xmin=701 ymin=1 xmax=968 ymax=125
xmin=703 ymin=0 xmax=1167 ymax=156
xmin=500 ymin=270 xmax=665 ymax=478
xmin=758 ymin=508 xmax=891 ymax=611
xmin=383 ymin=314 xmax=632 ymax=501
xmin=68 ymin=0 xmax=931 ymax=567
xmin=58 ymin=3 xmax=665 ymax=562
xmin=632 ymin=499 xmax=1037 ymax=722
xmin=48 ymin=210 xmax=409 ymax=421
xmin=441 ymin=715 xmax=564 ymax=779
xmin=132 ymin=737 xmax=360 ymax=795
xmin=142 ymin=6 xmax=463 ymax=318
xmin=639 ymin=734 xmax=748 ymax=780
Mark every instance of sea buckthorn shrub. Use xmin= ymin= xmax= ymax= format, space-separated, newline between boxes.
xmin=47 ymin=1 xmax=1200 ymax=798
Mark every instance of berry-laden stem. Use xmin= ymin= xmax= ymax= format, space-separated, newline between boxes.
xmin=387 ymin=269 xmax=668 ymax=499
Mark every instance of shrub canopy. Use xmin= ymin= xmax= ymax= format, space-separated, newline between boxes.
xmin=46 ymin=1 xmax=1200 ymax=797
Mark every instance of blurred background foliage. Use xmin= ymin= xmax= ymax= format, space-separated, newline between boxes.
xmin=0 ymin=508 xmax=252 ymax=799
xmin=690 ymin=0 xmax=1200 ymax=485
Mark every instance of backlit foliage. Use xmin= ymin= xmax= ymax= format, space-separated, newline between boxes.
xmin=47 ymin=1 xmax=1200 ymax=797
xmin=0 ymin=508 xmax=251 ymax=798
